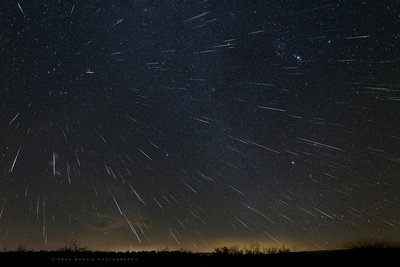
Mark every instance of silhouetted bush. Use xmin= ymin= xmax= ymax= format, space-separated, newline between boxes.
xmin=15 ymin=245 xmax=27 ymax=252
xmin=347 ymin=241 xmax=399 ymax=249
xmin=57 ymin=239 xmax=88 ymax=252
xmin=214 ymin=246 xmax=242 ymax=255
xmin=157 ymin=247 xmax=170 ymax=253
xmin=263 ymin=246 xmax=291 ymax=254
xmin=214 ymin=245 xmax=290 ymax=255
xmin=244 ymin=243 xmax=262 ymax=255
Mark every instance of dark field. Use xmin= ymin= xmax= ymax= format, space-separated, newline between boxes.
xmin=0 ymin=248 xmax=399 ymax=266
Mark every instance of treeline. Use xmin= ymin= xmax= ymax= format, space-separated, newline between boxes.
xmin=3 ymin=240 xmax=399 ymax=253
xmin=214 ymin=245 xmax=290 ymax=255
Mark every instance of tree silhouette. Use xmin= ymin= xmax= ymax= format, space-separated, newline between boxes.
xmin=58 ymin=239 xmax=88 ymax=252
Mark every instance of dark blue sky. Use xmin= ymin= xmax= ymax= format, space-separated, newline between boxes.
xmin=0 ymin=0 xmax=399 ymax=251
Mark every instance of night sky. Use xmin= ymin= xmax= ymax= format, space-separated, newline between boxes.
xmin=0 ymin=0 xmax=399 ymax=251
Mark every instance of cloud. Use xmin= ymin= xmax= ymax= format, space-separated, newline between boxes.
xmin=89 ymin=217 xmax=125 ymax=231
xmin=89 ymin=214 xmax=150 ymax=232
